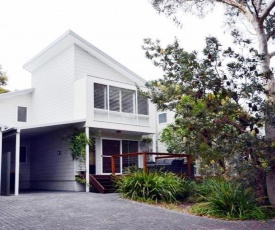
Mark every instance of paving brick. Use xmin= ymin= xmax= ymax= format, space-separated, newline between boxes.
xmin=0 ymin=191 xmax=274 ymax=230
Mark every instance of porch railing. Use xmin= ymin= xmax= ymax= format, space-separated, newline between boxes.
xmin=110 ymin=152 xmax=193 ymax=177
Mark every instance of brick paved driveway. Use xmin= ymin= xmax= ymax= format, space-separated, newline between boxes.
xmin=0 ymin=191 xmax=274 ymax=230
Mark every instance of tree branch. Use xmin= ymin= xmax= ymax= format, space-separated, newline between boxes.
xmin=218 ymin=0 xmax=255 ymax=22
xmin=270 ymin=51 xmax=275 ymax=59
xmin=260 ymin=0 xmax=275 ymax=22
xmin=214 ymin=116 xmax=245 ymax=133
xmin=251 ymin=0 xmax=259 ymax=18
xmin=218 ymin=0 xmax=248 ymax=14
xmin=257 ymin=0 xmax=263 ymax=11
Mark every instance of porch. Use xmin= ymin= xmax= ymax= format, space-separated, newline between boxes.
xmin=88 ymin=152 xmax=194 ymax=193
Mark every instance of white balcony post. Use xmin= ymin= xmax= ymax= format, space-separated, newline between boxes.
xmin=15 ymin=129 xmax=20 ymax=195
xmin=0 ymin=127 xmax=3 ymax=195
xmin=85 ymin=126 xmax=90 ymax=192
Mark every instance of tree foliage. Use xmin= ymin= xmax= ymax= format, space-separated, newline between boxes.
xmin=0 ymin=65 xmax=8 ymax=94
xmin=142 ymin=36 xmax=275 ymax=198
xmin=150 ymin=0 xmax=275 ymax=205
xmin=151 ymin=0 xmax=275 ymax=86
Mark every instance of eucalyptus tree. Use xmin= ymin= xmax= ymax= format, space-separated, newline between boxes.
xmin=142 ymin=36 xmax=274 ymax=202
xmin=151 ymin=0 xmax=275 ymax=73
xmin=150 ymin=0 xmax=275 ymax=205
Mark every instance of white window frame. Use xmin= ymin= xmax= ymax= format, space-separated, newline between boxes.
xmin=94 ymin=83 xmax=148 ymax=115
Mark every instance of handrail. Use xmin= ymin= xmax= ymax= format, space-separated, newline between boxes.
xmin=111 ymin=152 xmax=193 ymax=177
xmin=89 ymin=174 xmax=105 ymax=193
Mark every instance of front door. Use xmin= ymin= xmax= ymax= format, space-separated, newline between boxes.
xmin=102 ymin=139 xmax=120 ymax=173
xmin=102 ymin=139 xmax=139 ymax=173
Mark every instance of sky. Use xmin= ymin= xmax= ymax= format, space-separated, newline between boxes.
xmin=0 ymin=0 xmax=249 ymax=91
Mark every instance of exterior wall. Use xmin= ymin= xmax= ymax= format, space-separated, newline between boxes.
xmin=2 ymin=137 xmax=31 ymax=190
xmin=74 ymin=45 xmax=133 ymax=84
xmin=0 ymin=93 xmax=32 ymax=127
xmin=30 ymin=45 xmax=75 ymax=124
xmin=157 ymin=111 xmax=175 ymax=153
xmin=73 ymin=76 xmax=87 ymax=120
xmin=29 ymin=127 xmax=75 ymax=191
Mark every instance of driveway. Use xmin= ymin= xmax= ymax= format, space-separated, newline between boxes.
xmin=0 ymin=191 xmax=274 ymax=230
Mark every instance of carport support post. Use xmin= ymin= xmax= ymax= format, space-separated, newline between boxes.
xmin=15 ymin=129 xmax=20 ymax=195
xmin=85 ymin=127 xmax=89 ymax=192
xmin=0 ymin=127 xmax=2 ymax=195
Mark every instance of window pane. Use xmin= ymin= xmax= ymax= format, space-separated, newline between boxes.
xmin=18 ymin=106 xmax=27 ymax=122
xmin=122 ymin=140 xmax=138 ymax=170
xmin=159 ymin=113 xmax=167 ymax=124
xmin=109 ymin=86 xmax=120 ymax=111
xmin=121 ymin=89 xmax=134 ymax=113
xmin=94 ymin=83 xmax=107 ymax=109
xmin=138 ymin=95 xmax=148 ymax=115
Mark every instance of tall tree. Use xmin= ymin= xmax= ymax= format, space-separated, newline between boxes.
xmin=142 ymin=36 xmax=274 ymax=202
xmin=151 ymin=0 xmax=275 ymax=205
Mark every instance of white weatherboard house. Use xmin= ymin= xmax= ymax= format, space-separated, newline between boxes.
xmin=0 ymin=30 xmax=157 ymax=195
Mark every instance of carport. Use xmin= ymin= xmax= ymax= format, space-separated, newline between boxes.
xmin=0 ymin=120 xmax=87 ymax=196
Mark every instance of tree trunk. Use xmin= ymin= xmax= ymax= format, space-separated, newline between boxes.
xmin=254 ymin=169 xmax=267 ymax=205
xmin=253 ymin=20 xmax=275 ymax=206
xmin=266 ymin=166 xmax=275 ymax=206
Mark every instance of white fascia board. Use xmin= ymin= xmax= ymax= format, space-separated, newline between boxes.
xmin=19 ymin=118 xmax=86 ymax=130
xmin=0 ymin=88 xmax=34 ymax=100
xmin=23 ymin=30 xmax=147 ymax=86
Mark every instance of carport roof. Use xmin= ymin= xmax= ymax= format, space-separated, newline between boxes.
xmin=3 ymin=119 xmax=86 ymax=139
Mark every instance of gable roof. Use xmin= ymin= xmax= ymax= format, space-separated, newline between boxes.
xmin=23 ymin=30 xmax=146 ymax=85
xmin=0 ymin=88 xmax=34 ymax=100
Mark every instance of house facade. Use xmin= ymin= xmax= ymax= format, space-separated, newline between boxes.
xmin=0 ymin=30 xmax=157 ymax=195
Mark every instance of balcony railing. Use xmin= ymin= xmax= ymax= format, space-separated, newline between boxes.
xmin=110 ymin=152 xmax=194 ymax=178
xmin=94 ymin=109 xmax=149 ymax=126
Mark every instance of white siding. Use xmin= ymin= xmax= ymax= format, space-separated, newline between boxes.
xmin=2 ymin=138 xmax=31 ymax=189
xmin=29 ymin=127 xmax=75 ymax=191
xmin=0 ymin=93 xmax=32 ymax=127
xmin=157 ymin=111 xmax=175 ymax=153
xmin=30 ymin=45 xmax=75 ymax=124
xmin=73 ymin=76 xmax=87 ymax=120
xmin=74 ymin=45 xmax=133 ymax=84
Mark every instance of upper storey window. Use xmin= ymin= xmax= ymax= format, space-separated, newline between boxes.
xmin=94 ymin=83 xmax=107 ymax=109
xmin=94 ymin=83 xmax=148 ymax=115
xmin=17 ymin=106 xmax=27 ymax=122
xmin=158 ymin=113 xmax=167 ymax=124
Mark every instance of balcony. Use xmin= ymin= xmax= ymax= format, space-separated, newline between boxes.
xmin=94 ymin=108 xmax=149 ymax=126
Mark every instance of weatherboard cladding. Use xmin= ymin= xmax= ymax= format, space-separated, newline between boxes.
xmin=31 ymin=45 xmax=74 ymax=125
xmin=30 ymin=127 xmax=75 ymax=191
xmin=74 ymin=45 xmax=133 ymax=84
xmin=0 ymin=93 xmax=32 ymax=127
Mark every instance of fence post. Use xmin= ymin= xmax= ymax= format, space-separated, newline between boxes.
xmin=187 ymin=155 xmax=192 ymax=177
xmin=111 ymin=156 xmax=115 ymax=175
xmin=143 ymin=152 xmax=147 ymax=173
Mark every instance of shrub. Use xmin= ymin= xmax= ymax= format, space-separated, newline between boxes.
xmin=190 ymin=178 xmax=266 ymax=220
xmin=115 ymin=167 xmax=191 ymax=203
